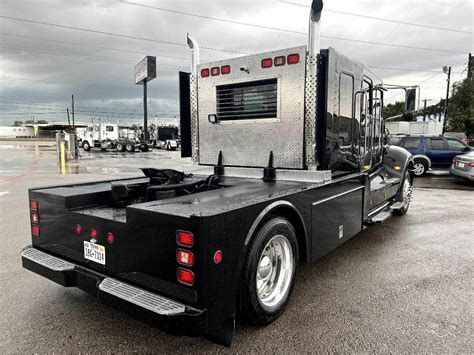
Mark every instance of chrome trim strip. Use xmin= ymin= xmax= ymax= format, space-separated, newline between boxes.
xmin=311 ymin=186 xmax=364 ymax=206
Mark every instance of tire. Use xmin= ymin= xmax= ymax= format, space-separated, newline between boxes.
xmin=82 ymin=141 xmax=91 ymax=151
xmin=125 ymin=142 xmax=134 ymax=153
xmin=116 ymin=142 xmax=125 ymax=152
xmin=140 ymin=144 xmax=148 ymax=152
xmin=167 ymin=143 xmax=171 ymax=151
xmin=242 ymin=217 xmax=299 ymax=325
xmin=412 ymin=160 xmax=428 ymax=176
xmin=393 ymin=171 xmax=412 ymax=216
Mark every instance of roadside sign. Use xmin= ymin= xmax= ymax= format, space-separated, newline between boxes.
xmin=135 ymin=56 xmax=156 ymax=84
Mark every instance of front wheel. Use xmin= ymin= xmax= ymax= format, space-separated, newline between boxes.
xmin=82 ymin=140 xmax=91 ymax=151
xmin=242 ymin=217 xmax=298 ymax=325
xmin=394 ymin=172 xmax=412 ymax=216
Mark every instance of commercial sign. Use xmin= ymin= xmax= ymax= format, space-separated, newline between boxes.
xmin=135 ymin=56 xmax=156 ymax=84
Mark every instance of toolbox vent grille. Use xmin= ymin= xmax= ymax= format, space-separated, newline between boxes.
xmin=216 ymin=78 xmax=278 ymax=120
xmin=99 ymin=278 xmax=186 ymax=315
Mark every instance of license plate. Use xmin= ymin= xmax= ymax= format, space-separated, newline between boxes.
xmin=458 ymin=162 xmax=465 ymax=168
xmin=84 ymin=241 xmax=106 ymax=265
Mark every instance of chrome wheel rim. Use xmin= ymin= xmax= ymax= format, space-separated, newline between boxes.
xmin=413 ymin=163 xmax=425 ymax=176
xmin=402 ymin=177 xmax=413 ymax=208
xmin=256 ymin=235 xmax=294 ymax=311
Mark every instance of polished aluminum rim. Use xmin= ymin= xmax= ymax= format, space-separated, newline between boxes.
xmin=402 ymin=176 xmax=413 ymax=208
xmin=413 ymin=163 xmax=425 ymax=176
xmin=256 ymin=235 xmax=294 ymax=311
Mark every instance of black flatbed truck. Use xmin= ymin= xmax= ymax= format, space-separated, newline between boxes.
xmin=21 ymin=0 xmax=414 ymax=346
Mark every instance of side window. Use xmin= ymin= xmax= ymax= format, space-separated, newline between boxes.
xmin=428 ymin=138 xmax=445 ymax=150
xmin=402 ymin=137 xmax=421 ymax=149
xmin=447 ymin=139 xmax=466 ymax=151
xmin=106 ymin=126 xmax=114 ymax=132
xmin=338 ymin=73 xmax=354 ymax=149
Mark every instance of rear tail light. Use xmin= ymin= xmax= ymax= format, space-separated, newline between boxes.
xmin=106 ymin=232 xmax=115 ymax=244
xmin=30 ymin=199 xmax=38 ymax=211
xmin=201 ymin=68 xmax=210 ymax=77
xmin=75 ymin=224 xmax=82 ymax=235
xmin=211 ymin=67 xmax=220 ymax=76
xmin=32 ymin=225 xmax=40 ymax=237
xmin=287 ymin=53 xmax=300 ymax=64
xmin=177 ymin=268 xmax=194 ymax=286
xmin=177 ymin=230 xmax=194 ymax=247
xmin=261 ymin=58 xmax=272 ymax=68
xmin=31 ymin=212 xmax=40 ymax=224
xmin=177 ymin=249 xmax=194 ymax=266
xmin=274 ymin=56 xmax=286 ymax=66
xmin=469 ymin=162 xmax=474 ymax=167
xmin=221 ymin=65 xmax=231 ymax=74
xmin=90 ymin=228 xmax=97 ymax=239
xmin=213 ymin=250 xmax=223 ymax=264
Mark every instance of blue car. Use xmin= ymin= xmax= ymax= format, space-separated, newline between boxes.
xmin=390 ymin=134 xmax=472 ymax=176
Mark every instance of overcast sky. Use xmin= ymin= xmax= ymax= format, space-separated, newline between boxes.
xmin=0 ymin=0 xmax=472 ymax=126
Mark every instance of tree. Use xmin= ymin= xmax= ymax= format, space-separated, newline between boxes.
xmin=446 ymin=66 xmax=473 ymax=136
xmin=13 ymin=120 xmax=23 ymax=126
xmin=384 ymin=101 xmax=405 ymax=119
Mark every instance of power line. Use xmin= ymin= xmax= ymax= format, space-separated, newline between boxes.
xmin=0 ymin=15 xmax=248 ymax=55
xmin=117 ymin=0 xmax=467 ymax=54
xmin=280 ymin=0 xmax=472 ymax=34
xmin=0 ymin=33 xmax=190 ymax=61
xmin=369 ymin=65 xmax=462 ymax=74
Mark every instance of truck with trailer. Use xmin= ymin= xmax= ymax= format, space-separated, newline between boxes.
xmin=78 ymin=123 xmax=153 ymax=153
xmin=21 ymin=0 xmax=414 ymax=346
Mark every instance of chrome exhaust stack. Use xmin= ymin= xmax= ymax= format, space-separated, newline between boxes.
xmin=187 ymin=32 xmax=200 ymax=75
xmin=308 ymin=0 xmax=323 ymax=57
xmin=305 ymin=0 xmax=323 ymax=170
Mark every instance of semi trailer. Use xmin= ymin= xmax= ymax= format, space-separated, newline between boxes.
xmin=21 ymin=0 xmax=414 ymax=346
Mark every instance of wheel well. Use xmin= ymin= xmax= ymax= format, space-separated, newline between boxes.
xmin=263 ymin=206 xmax=308 ymax=264
xmin=413 ymin=156 xmax=430 ymax=167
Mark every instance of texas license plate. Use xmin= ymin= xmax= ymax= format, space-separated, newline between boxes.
xmin=84 ymin=241 xmax=106 ymax=265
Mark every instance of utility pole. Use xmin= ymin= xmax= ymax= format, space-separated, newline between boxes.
xmin=67 ymin=108 xmax=71 ymax=126
xmin=422 ymin=99 xmax=432 ymax=122
xmin=71 ymin=94 xmax=75 ymax=127
xmin=143 ymin=79 xmax=148 ymax=141
xmin=442 ymin=66 xmax=451 ymax=133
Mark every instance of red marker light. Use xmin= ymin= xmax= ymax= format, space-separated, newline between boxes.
xmin=176 ymin=230 xmax=194 ymax=247
xmin=213 ymin=250 xmax=223 ymax=264
xmin=90 ymin=228 xmax=97 ymax=238
xmin=211 ymin=67 xmax=220 ymax=76
xmin=177 ymin=268 xmax=194 ymax=286
xmin=287 ymin=53 xmax=300 ymax=64
xmin=274 ymin=56 xmax=286 ymax=66
xmin=177 ymin=249 xmax=194 ymax=266
xmin=30 ymin=200 xmax=39 ymax=211
xmin=201 ymin=68 xmax=210 ymax=77
xmin=221 ymin=65 xmax=231 ymax=74
xmin=261 ymin=58 xmax=272 ymax=68
xmin=31 ymin=212 xmax=40 ymax=224
xmin=75 ymin=224 xmax=82 ymax=235
xmin=32 ymin=225 xmax=40 ymax=237
xmin=106 ymin=232 xmax=114 ymax=244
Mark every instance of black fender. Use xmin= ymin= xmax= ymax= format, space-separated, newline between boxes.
xmin=383 ymin=145 xmax=414 ymax=196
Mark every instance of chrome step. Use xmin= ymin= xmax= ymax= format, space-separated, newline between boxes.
xmin=21 ymin=247 xmax=75 ymax=271
xmin=370 ymin=210 xmax=392 ymax=223
xmin=99 ymin=277 xmax=186 ymax=316
xmin=390 ymin=202 xmax=405 ymax=210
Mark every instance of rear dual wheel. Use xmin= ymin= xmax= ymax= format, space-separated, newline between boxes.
xmin=242 ymin=217 xmax=298 ymax=325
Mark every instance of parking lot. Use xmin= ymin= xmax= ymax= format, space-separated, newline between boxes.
xmin=0 ymin=141 xmax=472 ymax=352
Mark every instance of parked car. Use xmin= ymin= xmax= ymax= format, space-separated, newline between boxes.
xmin=444 ymin=132 xmax=469 ymax=145
xmin=450 ymin=151 xmax=474 ymax=181
xmin=390 ymin=134 xmax=471 ymax=176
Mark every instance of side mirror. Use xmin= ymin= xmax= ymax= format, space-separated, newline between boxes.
xmin=462 ymin=146 xmax=470 ymax=152
xmin=402 ymin=111 xmax=415 ymax=122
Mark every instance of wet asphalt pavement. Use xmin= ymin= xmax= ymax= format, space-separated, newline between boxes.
xmin=0 ymin=141 xmax=472 ymax=352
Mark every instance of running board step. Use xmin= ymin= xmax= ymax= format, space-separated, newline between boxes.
xmin=390 ymin=202 xmax=405 ymax=210
xmin=99 ymin=277 xmax=186 ymax=316
xmin=21 ymin=247 xmax=75 ymax=271
xmin=366 ymin=210 xmax=392 ymax=224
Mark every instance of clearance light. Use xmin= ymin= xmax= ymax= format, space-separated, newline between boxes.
xmin=30 ymin=200 xmax=39 ymax=211
xmin=363 ymin=164 xmax=371 ymax=170
xmin=221 ymin=65 xmax=231 ymax=74
xmin=31 ymin=213 xmax=40 ymax=224
xmin=177 ymin=268 xmax=194 ymax=286
xmin=213 ymin=250 xmax=223 ymax=264
xmin=394 ymin=165 xmax=401 ymax=171
xmin=201 ymin=68 xmax=210 ymax=77
xmin=274 ymin=56 xmax=286 ymax=66
xmin=287 ymin=53 xmax=300 ymax=64
xmin=106 ymin=232 xmax=115 ymax=244
xmin=75 ymin=224 xmax=82 ymax=235
xmin=90 ymin=228 xmax=98 ymax=239
xmin=261 ymin=58 xmax=272 ymax=68
xmin=177 ymin=230 xmax=194 ymax=247
xmin=32 ymin=225 xmax=40 ymax=237
xmin=177 ymin=249 xmax=194 ymax=266
xmin=211 ymin=67 xmax=220 ymax=76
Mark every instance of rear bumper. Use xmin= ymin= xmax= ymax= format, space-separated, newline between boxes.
xmin=449 ymin=166 xmax=474 ymax=181
xmin=21 ymin=247 xmax=207 ymax=337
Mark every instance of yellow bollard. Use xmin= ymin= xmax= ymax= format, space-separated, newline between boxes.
xmin=60 ymin=142 xmax=66 ymax=174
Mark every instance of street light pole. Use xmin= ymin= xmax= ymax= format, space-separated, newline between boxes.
xmin=442 ymin=66 xmax=451 ymax=133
